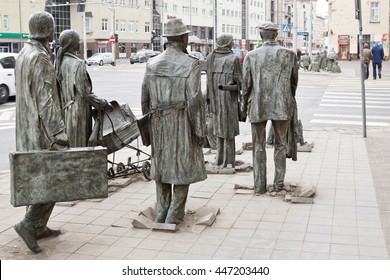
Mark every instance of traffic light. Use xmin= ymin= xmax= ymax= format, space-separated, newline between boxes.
xmin=114 ymin=34 xmax=118 ymax=43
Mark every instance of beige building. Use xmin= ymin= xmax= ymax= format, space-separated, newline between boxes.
xmin=328 ymin=0 xmax=389 ymax=60
xmin=0 ymin=0 xmax=153 ymax=58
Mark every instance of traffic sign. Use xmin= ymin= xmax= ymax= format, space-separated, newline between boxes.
xmin=297 ymin=32 xmax=309 ymax=36
xmin=282 ymin=24 xmax=291 ymax=33
xmin=109 ymin=35 xmax=115 ymax=43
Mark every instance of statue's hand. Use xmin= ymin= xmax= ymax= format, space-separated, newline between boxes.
xmin=104 ymin=102 xmax=114 ymax=112
xmin=53 ymin=131 xmax=69 ymax=147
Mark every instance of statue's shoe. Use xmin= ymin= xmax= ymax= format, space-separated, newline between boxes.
xmin=36 ymin=227 xmax=61 ymax=240
xmin=14 ymin=222 xmax=42 ymax=254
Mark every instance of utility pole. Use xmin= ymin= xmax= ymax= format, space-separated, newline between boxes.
xmin=308 ymin=0 xmax=313 ymax=58
xmin=111 ymin=1 xmax=116 ymax=66
xmin=293 ymin=0 xmax=297 ymax=52
xmin=356 ymin=0 xmax=367 ymax=137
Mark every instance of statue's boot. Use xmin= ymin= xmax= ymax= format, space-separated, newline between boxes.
xmin=36 ymin=227 xmax=61 ymax=240
xmin=14 ymin=221 xmax=42 ymax=254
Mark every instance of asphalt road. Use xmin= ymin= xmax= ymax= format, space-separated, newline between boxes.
xmin=1 ymin=59 xmax=389 ymax=171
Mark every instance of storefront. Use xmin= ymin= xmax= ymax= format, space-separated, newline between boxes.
xmin=338 ymin=35 xmax=350 ymax=60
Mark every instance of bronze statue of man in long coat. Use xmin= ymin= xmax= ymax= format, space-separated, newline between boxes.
xmin=55 ymin=29 xmax=111 ymax=147
xmin=13 ymin=11 xmax=69 ymax=253
xmin=241 ymin=22 xmax=298 ymax=195
xmin=206 ymin=34 xmax=242 ymax=168
xmin=141 ymin=19 xmax=207 ymax=224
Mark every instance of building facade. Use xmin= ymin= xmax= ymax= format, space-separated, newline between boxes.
xmin=0 ymin=0 xmax=328 ymax=58
xmin=328 ymin=0 xmax=389 ymax=60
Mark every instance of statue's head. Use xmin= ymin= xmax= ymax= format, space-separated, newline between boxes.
xmin=163 ymin=18 xmax=190 ymax=46
xmin=59 ymin=29 xmax=80 ymax=53
xmin=29 ymin=11 xmax=55 ymax=42
xmin=217 ymin=34 xmax=234 ymax=49
xmin=259 ymin=21 xmax=278 ymax=41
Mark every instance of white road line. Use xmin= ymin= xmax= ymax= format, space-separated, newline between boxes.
xmin=0 ymin=125 xmax=15 ymax=130
xmin=321 ymin=99 xmax=390 ymax=105
xmin=314 ymin=113 xmax=390 ymax=120
xmin=324 ymin=92 xmax=390 ymax=97
xmin=0 ymin=107 xmax=15 ymax=112
xmin=319 ymin=104 xmax=390 ymax=109
xmin=310 ymin=119 xmax=388 ymax=126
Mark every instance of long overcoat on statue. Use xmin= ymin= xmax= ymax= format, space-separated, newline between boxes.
xmin=15 ymin=40 xmax=66 ymax=151
xmin=141 ymin=43 xmax=207 ymax=185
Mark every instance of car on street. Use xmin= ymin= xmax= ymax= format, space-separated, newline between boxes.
xmin=189 ymin=51 xmax=207 ymax=72
xmin=0 ymin=53 xmax=18 ymax=105
xmin=86 ymin=53 xmax=114 ymax=66
xmin=130 ymin=49 xmax=158 ymax=64
xmin=232 ymin=49 xmax=248 ymax=65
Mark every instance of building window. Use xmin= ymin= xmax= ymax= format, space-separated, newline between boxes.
xmin=370 ymin=2 xmax=379 ymax=22
xmin=129 ymin=0 xmax=138 ymax=8
xmin=183 ymin=6 xmax=190 ymax=14
xmin=85 ymin=17 xmax=92 ymax=33
xmin=202 ymin=9 xmax=206 ymax=16
xmin=115 ymin=20 xmax=119 ymax=32
xmin=120 ymin=20 xmax=126 ymax=32
xmin=144 ymin=0 xmax=150 ymax=9
xmin=119 ymin=0 xmax=125 ymax=5
xmin=3 ymin=15 xmax=8 ymax=30
xmin=129 ymin=21 xmax=135 ymax=32
xmin=102 ymin=18 xmax=108 ymax=31
xmin=173 ymin=4 xmax=177 ymax=12
xmin=222 ymin=24 xmax=225 ymax=33
xmin=145 ymin=22 xmax=150 ymax=33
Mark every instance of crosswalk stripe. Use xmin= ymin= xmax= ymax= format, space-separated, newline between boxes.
xmin=314 ymin=113 xmax=390 ymax=120
xmin=310 ymin=119 xmax=388 ymax=126
xmin=321 ymin=99 xmax=390 ymax=105
xmin=320 ymin=104 xmax=390 ymax=109
xmin=0 ymin=125 xmax=15 ymax=130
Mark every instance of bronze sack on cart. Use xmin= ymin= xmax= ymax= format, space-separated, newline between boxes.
xmin=9 ymin=146 xmax=108 ymax=207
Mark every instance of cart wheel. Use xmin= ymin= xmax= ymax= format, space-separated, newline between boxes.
xmin=142 ymin=161 xmax=151 ymax=181
xmin=107 ymin=167 xmax=115 ymax=179
xmin=117 ymin=162 xmax=126 ymax=173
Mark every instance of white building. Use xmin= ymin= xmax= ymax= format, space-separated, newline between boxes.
xmin=328 ymin=0 xmax=389 ymax=60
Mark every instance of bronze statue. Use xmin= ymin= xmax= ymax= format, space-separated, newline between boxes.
xmin=206 ymin=34 xmax=242 ymax=168
xmin=241 ymin=21 xmax=298 ymax=195
xmin=55 ymin=29 xmax=112 ymax=147
xmin=13 ymin=11 xmax=69 ymax=253
xmin=141 ymin=19 xmax=207 ymax=224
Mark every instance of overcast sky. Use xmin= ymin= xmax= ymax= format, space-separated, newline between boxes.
xmin=317 ymin=0 xmax=328 ymax=16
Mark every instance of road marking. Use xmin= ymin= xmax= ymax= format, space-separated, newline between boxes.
xmin=314 ymin=113 xmax=390 ymax=120
xmin=310 ymin=119 xmax=388 ymax=126
xmin=321 ymin=99 xmax=390 ymax=105
xmin=320 ymin=104 xmax=390 ymax=109
xmin=324 ymin=92 xmax=390 ymax=97
xmin=0 ymin=125 xmax=15 ymax=130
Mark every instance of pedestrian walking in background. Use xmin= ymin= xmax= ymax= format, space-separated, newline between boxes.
xmin=363 ymin=43 xmax=372 ymax=79
xmin=371 ymin=41 xmax=384 ymax=80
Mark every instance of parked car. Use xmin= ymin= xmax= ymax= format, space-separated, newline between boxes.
xmin=232 ymin=49 xmax=248 ymax=65
xmin=130 ymin=49 xmax=157 ymax=64
xmin=86 ymin=53 xmax=114 ymax=66
xmin=189 ymin=51 xmax=207 ymax=72
xmin=0 ymin=53 xmax=18 ymax=105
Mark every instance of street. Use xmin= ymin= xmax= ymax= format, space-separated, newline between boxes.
xmin=1 ymin=60 xmax=390 ymax=171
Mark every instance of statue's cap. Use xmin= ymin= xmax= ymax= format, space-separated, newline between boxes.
xmin=259 ymin=21 xmax=278 ymax=31
xmin=163 ymin=18 xmax=190 ymax=37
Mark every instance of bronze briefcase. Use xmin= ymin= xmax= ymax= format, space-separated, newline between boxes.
xmin=9 ymin=146 xmax=108 ymax=207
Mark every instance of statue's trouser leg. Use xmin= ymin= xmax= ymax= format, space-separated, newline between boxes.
xmin=155 ymin=181 xmax=171 ymax=223
xmin=224 ymin=138 xmax=236 ymax=168
xmin=24 ymin=203 xmax=55 ymax=230
xmin=272 ymin=120 xmax=289 ymax=189
xmin=215 ymin=137 xmax=224 ymax=165
xmin=252 ymin=121 xmax=267 ymax=193
xmin=166 ymin=184 xmax=189 ymax=224
xmin=266 ymin=123 xmax=274 ymax=145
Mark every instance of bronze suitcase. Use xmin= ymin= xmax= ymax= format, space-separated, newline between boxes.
xmin=9 ymin=146 xmax=108 ymax=207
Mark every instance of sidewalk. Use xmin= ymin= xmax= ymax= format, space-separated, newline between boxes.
xmin=0 ymin=61 xmax=389 ymax=260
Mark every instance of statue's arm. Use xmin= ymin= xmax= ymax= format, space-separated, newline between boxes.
xmin=141 ymin=74 xmax=150 ymax=115
xmin=241 ymin=55 xmax=252 ymax=113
